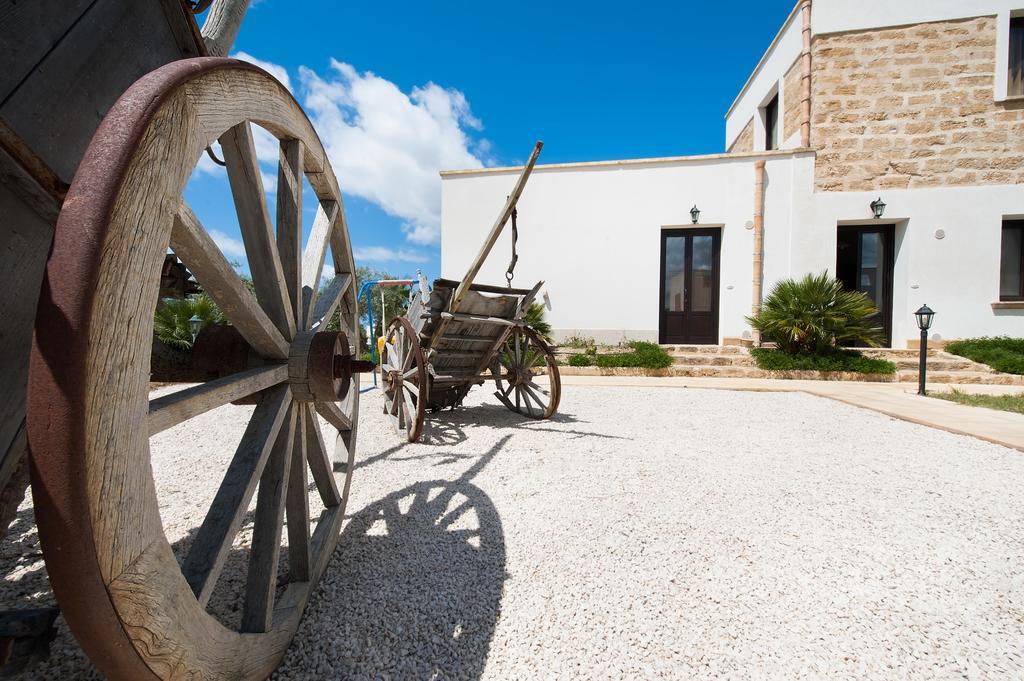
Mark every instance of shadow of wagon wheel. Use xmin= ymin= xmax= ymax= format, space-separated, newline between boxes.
xmin=273 ymin=439 xmax=508 ymax=680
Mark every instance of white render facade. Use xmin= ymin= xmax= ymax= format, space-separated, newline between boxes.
xmin=440 ymin=0 xmax=1024 ymax=347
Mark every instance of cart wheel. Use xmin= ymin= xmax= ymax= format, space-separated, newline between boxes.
xmin=27 ymin=59 xmax=362 ymax=680
xmin=493 ymin=327 xmax=561 ymax=419
xmin=381 ymin=316 xmax=427 ymax=443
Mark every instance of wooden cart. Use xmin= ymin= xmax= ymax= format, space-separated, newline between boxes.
xmin=1 ymin=1 xmax=369 ymax=678
xmin=379 ymin=143 xmax=562 ymax=442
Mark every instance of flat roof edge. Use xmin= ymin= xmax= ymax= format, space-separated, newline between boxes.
xmin=440 ymin=147 xmax=815 ymax=178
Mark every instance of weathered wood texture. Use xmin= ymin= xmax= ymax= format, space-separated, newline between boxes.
xmin=26 ymin=60 xmax=358 ymax=680
xmin=200 ymin=0 xmax=250 ymax=57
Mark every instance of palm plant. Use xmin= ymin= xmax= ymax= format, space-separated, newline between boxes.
xmin=746 ymin=272 xmax=883 ymax=354
xmin=153 ymin=294 xmax=224 ymax=350
xmin=524 ymin=302 xmax=552 ymax=343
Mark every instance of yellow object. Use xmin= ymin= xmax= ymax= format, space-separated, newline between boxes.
xmin=377 ymin=336 xmax=386 ymax=360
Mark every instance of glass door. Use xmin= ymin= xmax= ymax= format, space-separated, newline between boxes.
xmin=836 ymin=225 xmax=894 ymax=346
xmin=660 ymin=229 xmax=721 ymax=344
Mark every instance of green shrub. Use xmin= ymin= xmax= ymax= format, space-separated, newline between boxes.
xmin=945 ymin=337 xmax=1024 ymax=375
xmin=568 ymin=353 xmax=594 ymax=367
xmin=567 ymin=341 xmax=673 ymax=369
xmin=747 ymin=272 xmax=883 ymax=354
xmin=750 ymin=347 xmax=896 ymax=374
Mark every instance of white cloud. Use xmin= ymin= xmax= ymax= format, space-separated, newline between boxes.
xmin=232 ymin=51 xmax=292 ymax=92
xmin=320 ymin=263 xmax=335 ymax=283
xmin=353 ymin=246 xmax=429 ymax=263
xmin=299 ymin=60 xmax=488 ymax=245
xmin=210 ymin=229 xmax=247 ymax=260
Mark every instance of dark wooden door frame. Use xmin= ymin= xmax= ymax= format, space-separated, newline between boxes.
xmin=658 ymin=228 xmax=722 ymax=344
xmin=836 ymin=223 xmax=895 ymax=347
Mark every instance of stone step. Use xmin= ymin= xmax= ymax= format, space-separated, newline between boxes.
xmin=660 ymin=344 xmax=745 ymax=354
xmin=892 ymin=358 xmax=982 ymax=371
xmin=670 ymin=353 xmax=756 ymax=367
xmin=897 ymin=370 xmax=1024 ymax=385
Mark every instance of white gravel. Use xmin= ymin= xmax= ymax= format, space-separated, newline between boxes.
xmin=5 ymin=385 xmax=1024 ymax=679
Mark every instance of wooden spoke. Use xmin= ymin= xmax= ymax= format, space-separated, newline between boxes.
xmin=314 ymin=400 xmax=352 ymax=433
xmin=181 ymin=385 xmax=291 ymax=605
xmin=285 ymin=411 xmax=310 ymax=582
xmin=171 ymin=205 xmax=289 ymax=360
xmin=276 ymin=139 xmax=303 ymax=328
xmin=303 ymin=404 xmax=341 ymax=507
xmin=241 ymin=403 xmax=296 ymax=633
xmin=301 ymin=203 xmax=338 ymax=328
xmin=220 ymin=122 xmax=296 ymax=340
xmin=309 ymin=272 xmax=351 ymax=331
xmin=149 ymin=365 xmax=288 ymax=436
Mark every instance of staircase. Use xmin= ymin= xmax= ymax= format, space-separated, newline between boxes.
xmin=556 ymin=345 xmax=1024 ymax=385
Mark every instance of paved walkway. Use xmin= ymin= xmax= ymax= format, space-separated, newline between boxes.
xmin=560 ymin=375 xmax=1024 ymax=452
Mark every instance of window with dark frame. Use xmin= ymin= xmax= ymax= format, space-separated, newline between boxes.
xmin=764 ymin=94 xmax=779 ymax=151
xmin=1011 ymin=17 xmax=1024 ymax=97
xmin=1001 ymin=220 xmax=1024 ymax=301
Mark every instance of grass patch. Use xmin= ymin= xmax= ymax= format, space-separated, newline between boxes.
xmin=945 ymin=337 xmax=1024 ymax=375
xmin=567 ymin=341 xmax=673 ymax=369
xmin=561 ymin=334 xmax=596 ymax=349
xmin=750 ymin=347 xmax=897 ymax=374
xmin=931 ymin=388 xmax=1024 ymax=415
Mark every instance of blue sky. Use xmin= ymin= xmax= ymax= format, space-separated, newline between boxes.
xmin=187 ymin=1 xmax=794 ymax=282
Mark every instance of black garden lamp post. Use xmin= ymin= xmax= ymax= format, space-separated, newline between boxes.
xmin=690 ymin=205 xmax=700 ymax=224
xmin=189 ymin=314 xmax=203 ymax=344
xmin=914 ymin=304 xmax=935 ymax=395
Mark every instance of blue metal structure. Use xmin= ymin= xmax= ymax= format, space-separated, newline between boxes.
xmin=357 ymin=278 xmax=414 ymax=389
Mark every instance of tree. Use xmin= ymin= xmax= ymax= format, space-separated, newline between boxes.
xmin=746 ymin=272 xmax=883 ymax=354
xmin=524 ymin=302 xmax=552 ymax=343
xmin=324 ymin=266 xmax=413 ymax=349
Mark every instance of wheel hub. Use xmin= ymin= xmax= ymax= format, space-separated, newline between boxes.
xmin=289 ymin=331 xmax=373 ymax=402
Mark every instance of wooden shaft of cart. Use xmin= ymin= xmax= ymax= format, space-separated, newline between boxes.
xmin=427 ymin=141 xmax=544 ymax=349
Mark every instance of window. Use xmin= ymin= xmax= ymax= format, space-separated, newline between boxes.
xmin=763 ymin=94 xmax=779 ymax=151
xmin=1011 ymin=17 xmax=1024 ymax=97
xmin=1001 ymin=220 xmax=1024 ymax=300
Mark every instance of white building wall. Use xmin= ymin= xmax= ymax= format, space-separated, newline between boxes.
xmin=441 ymin=152 xmax=808 ymax=345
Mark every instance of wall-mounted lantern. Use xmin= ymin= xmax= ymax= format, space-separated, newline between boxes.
xmin=870 ymin=197 xmax=886 ymax=219
xmin=690 ymin=205 xmax=700 ymax=224
xmin=914 ymin=304 xmax=935 ymax=395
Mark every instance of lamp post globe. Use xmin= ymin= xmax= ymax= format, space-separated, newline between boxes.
xmin=189 ymin=314 xmax=203 ymax=343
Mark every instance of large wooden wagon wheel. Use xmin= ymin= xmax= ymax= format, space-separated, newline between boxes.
xmin=27 ymin=58 xmax=365 ymax=680
xmin=493 ymin=327 xmax=561 ymax=419
xmin=381 ymin=316 xmax=428 ymax=442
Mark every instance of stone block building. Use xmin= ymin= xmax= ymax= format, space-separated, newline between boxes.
xmin=441 ymin=0 xmax=1024 ymax=347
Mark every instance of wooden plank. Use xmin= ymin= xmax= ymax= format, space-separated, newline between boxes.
xmin=148 ymin=365 xmax=288 ymax=436
xmin=285 ymin=413 xmax=310 ymax=582
xmin=241 ymin=403 xmax=295 ymax=633
xmin=199 ymin=0 xmax=249 ymax=56
xmin=181 ymin=385 xmax=290 ymax=605
xmin=432 ymin=278 xmax=536 ymax=296
xmin=304 ymin=405 xmax=341 ymax=507
xmin=422 ymin=311 xmax=525 ymax=327
xmin=428 ymin=141 xmax=543 ymax=347
xmin=300 ymin=202 xmax=338 ymax=328
xmin=220 ymin=122 xmax=297 ymax=340
xmin=309 ymin=272 xmax=351 ymax=330
xmin=171 ymin=204 xmax=289 ymax=360
xmin=436 ymin=333 xmax=501 ymax=344
xmin=468 ymin=280 xmax=543 ymax=380
xmin=276 ymin=139 xmax=303 ymax=330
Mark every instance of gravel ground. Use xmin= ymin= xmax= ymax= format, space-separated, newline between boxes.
xmin=4 ymin=385 xmax=1024 ymax=679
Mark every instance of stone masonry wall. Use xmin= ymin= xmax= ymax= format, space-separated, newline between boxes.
xmin=783 ymin=57 xmax=802 ymax=142
xmin=729 ymin=118 xmax=754 ymax=153
xmin=812 ymin=16 xmax=1024 ymax=191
